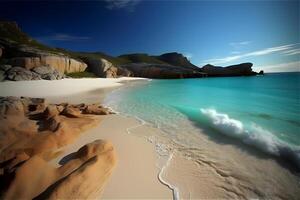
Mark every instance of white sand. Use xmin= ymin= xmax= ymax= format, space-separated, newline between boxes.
xmin=0 ymin=77 xmax=146 ymax=101
xmin=0 ymin=77 xmax=172 ymax=199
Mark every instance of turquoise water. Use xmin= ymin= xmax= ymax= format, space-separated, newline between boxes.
xmin=105 ymin=73 xmax=300 ymax=168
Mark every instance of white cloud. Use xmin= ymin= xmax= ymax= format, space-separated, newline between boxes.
xmin=36 ymin=34 xmax=90 ymax=41
xmin=104 ymin=0 xmax=141 ymax=11
xmin=282 ymin=48 xmax=300 ymax=56
xmin=255 ymin=61 xmax=300 ymax=73
xmin=229 ymin=41 xmax=251 ymax=47
xmin=203 ymin=43 xmax=300 ymax=65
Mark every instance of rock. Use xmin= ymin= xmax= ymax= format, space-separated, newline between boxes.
xmin=3 ymin=65 xmax=63 ymax=81
xmin=45 ymin=140 xmax=116 ymax=199
xmin=83 ymin=104 xmax=112 ymax=115
xmin=121 ymin=63 xmax=207 ymax=79
xmin=201 ymin=63 xmax=257 ymax=77
xmin=31 ymin=71 xmax=42 ymax=80
xmin=61 ymin=107 xmax=81 ymax=118
xmin=6 ymin=66 xmax=34 ymax=81
xmin=20 ymin=97 xmax=46 ymax=114
xmin=43 ymin=105 xmax=60 ymax=119
xmin=0 ymin=70 xmax=5 ymax=81
xmin=32 ymin=65 xmax=54 ymax=75
xmin=45 ymin=115 xmax=61 ymax=132
xmin=0 ymin=64 xmax=12 ymax=72
xmin=84 ymin=58 xmax=118 ymax=78
xmin=8 ymin=55 xmax=87 ymax=74
xmin=158 ymin=52 xmax=199 ymax=70
xmin=3 ymin=140 xmax=116 ymax=200
xmin=258 ymin=70 xmax=264 ymax=75
xmin=56 ymin=105 xmax=65 ymax=113
xmin=6 ymin=152 xmax=30 ymax=171
xmin=8 ymin=57 xmax=41 ymax=70
xmin=0 ymin=97 xmax=25 ymax=116
xmin=117 ymin=66 xmax=133 ymax=77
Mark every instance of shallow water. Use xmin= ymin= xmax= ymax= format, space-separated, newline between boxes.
xmin=104 ymin=73 xmax=300 ymax=199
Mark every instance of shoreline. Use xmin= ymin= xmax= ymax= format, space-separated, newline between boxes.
xmin=0 ymin=77 xmax=174 ymax=199
xmin=1 ymin=77 xmax=299 ymax=199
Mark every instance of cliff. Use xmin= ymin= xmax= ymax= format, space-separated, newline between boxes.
xmin=202 ymin=63 xmax=258 ymax=77
xmin=120 ymin=63 xmax=206 ymax=79
xmin=0 ymin=21 xmax=261 ymax=80
xmin=0 ymin=22 xmax=87 ymax=81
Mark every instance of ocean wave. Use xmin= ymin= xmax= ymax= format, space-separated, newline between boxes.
xmin=200 ymin=108 xmax=300 ymax=169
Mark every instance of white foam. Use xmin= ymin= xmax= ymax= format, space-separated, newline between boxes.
xmin=158 ymin=152 xmax=180 ymax=200
xmin=200 ymin=108 xmax=300 ymax=168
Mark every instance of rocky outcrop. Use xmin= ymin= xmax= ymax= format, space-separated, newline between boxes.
xmin=7 ymin=55 xmax=87 ymax=74
xmin=83 ymin=104 xmax=114 ymax=115
xmin=6 ymin=66 xmax=41 ymax=81
xmin=0 ymin=21 xmax=264 ymax=80
xmin=82 ymin=57 xmax=133 ymax=78
xmin=1 ymin=65 xmax=63 ymax=81
xmin=201 ymin=63 xmax=257 ymax=77
xmin=0 ymin=97 xmax=116 ymax=199
xmin=157 ymin=52 xmax=199 ymax=70
xmin=0 ymin=24 xmax=87 ymax=81
xmin=121 ymin=63 xmax=207 ymax=79
xmin=83 ymin=57 xmax=117 ymax=78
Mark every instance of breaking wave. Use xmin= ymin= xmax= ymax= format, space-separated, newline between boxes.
xmin=200 ymin=108 xmax=300 ymax=169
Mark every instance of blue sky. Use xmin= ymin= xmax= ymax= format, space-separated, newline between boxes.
xmin=0 ymin=0 xmax=299 ymax=72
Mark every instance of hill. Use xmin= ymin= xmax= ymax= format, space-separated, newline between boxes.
xmin=0 ymin=21 xmax=261 ymax=81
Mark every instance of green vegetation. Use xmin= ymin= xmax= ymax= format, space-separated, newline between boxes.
xmin=70 ymin=52 xmax=129 ymax=66
xmin=0 ymin=21 xmax=57 ymax=53
xmin=66 ymin=71 xmax=98 ymax=78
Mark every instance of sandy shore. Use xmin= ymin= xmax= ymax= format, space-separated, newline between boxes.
xmin=0 ymin=77 xmax=172 ymax=199
xmin=0 ymin=77 xmax=146 ymax=104
xmin=1 ymin=77 xmax=299 ymax=199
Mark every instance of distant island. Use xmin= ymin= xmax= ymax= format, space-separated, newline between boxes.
xmin=0 ymin=21 xmax=263 ymax=81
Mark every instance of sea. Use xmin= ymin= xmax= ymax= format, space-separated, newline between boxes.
xmin=104 ymin=72 xmax=300 ymax=198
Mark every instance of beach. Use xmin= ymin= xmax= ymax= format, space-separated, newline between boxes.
xmin=0 ymin=77 xmax=173 ymax=199
xmin=1 ymin=76 xmax=299 ymax=199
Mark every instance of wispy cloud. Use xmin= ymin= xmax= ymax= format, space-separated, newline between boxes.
xmin=104 ymin=0 xmax=141 ymax=11
xmin=36 ymin=34 xmax=91 ymax=42
xmin=256 ymin=61 xmax=300 ymax=73
xmin=229 ymin=41 xmax=252 ymax=48
xmin=203 ymin=43 xmax=300 ymax=65
xmin=281 ymin=48 xmax=300 ymax=56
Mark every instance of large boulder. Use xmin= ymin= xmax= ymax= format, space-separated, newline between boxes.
xmin=83 ymin=104 xmax=113 ymax=115
xmin=83 ymin=58 xmax=118 ymax=78
xmin=32 ymin=66 xmax=63 ymax=80
xmin=61 ymin=106 xmax=81 ymax=118
xmin=6 ymin=66 xmax=38 ymax=81
xmin=8 ymin=55 xmax=87 ymax=74
xmin=117 ymin=67 xmax=133 ymax=77
xmin=0 ymin=64 xmax=12 ymax=72
xmin=0 ymin=96 xmax=25 ymax=116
